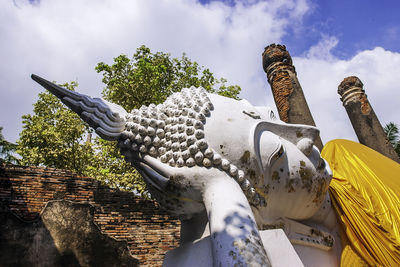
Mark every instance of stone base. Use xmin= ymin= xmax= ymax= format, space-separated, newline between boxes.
xmin=163 ymin=236 xmax=212 ymax=267
xmin=163 ymin=229 xmax=304 ymax=267
xmin=260 ymin=229 xmax=304 ymax=267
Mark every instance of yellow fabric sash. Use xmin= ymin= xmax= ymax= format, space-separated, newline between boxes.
xmin=322 ymin=139 xmax=400 ymax=266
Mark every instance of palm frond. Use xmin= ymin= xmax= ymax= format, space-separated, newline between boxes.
xmin=384 ymin=122 xmax=400 ymax=158
xmin=384 ymin=122 xmax=399 ymax=145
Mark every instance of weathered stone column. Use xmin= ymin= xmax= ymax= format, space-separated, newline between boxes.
xmin=338 ymin=76 xmax=400 ymax=163
xmin=262 ymin=44 xmax=323 ymax=151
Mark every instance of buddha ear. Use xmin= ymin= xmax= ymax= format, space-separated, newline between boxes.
xmin=31 ymin=74 xmax=127 ymax=141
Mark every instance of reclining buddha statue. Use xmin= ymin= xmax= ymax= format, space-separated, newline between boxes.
xmin=32 ymin=74 xmax=342 ymax=267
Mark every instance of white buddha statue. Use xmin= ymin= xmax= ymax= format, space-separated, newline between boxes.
xmin=32 ymin=74 xmax=341 ymax=267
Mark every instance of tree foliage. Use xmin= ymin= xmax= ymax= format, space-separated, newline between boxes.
xmin=0 ymin=127 xmax=19 ymax=164
xmin=17 ymin=82 xmax=93 ymax=173
xmin=384 ymin=122 xmax=400 ymax=157
xmin=84 ymin=138 xmax=145 ymax=195
xmin=17 ymin=45 xmax=241 ymax=197
xmin=96 ymin=45 xmax=241 ymax=112
xmin=17 ymin=82 xmax=147 ymax=195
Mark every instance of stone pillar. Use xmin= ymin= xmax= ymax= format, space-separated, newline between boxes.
xmin=262 ymin=44 xmax=323 ymax=151
xmin=338 ymin=76 xmax=400 ymax=163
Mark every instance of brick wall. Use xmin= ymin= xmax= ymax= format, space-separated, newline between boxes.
xmin=0 ymin=164 xmax=180 ymax=266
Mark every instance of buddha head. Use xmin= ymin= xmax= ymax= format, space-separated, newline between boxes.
xmin=31 ymin=74 xmax=332 ymax=223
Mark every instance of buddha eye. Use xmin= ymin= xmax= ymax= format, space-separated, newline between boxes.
xmin=317 ymin=158 xmax=326 ymax=170
xmin=271 ymin=145 xmax=284 ymax=162
xmin=277 ymin=146 xmax=284 ymax=157
xmin=258 ymin=131 xmax=284 ymax=169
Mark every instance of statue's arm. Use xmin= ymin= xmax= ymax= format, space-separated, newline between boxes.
xmin=203 ymin=175 xmax=271 ymax=267
xmin=142 ymin=155 xmax=271 ymax=267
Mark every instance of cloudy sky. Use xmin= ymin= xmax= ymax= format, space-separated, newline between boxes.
xmin=1 ymin=0 xmax=400 ymax=147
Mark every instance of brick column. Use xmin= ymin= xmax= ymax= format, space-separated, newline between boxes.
xmin=338 ymin=76 xmax=400 ymax=163
xmin=262 ymin=43 xmax=323 ymax=151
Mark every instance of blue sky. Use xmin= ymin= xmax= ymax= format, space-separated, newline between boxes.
xmin=1 ymin=0 xmax=400 ymax=146
xmin=284 ymin=0 xmax=400 ymax=58
xmin=198 ymin=0 xmax=400 ymax=58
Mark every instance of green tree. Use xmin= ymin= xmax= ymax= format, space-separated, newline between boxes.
xmin=384 ymin=122 xmax=400 ymax=157
xmin=0 ymin=127 xmax=19 ymax=164
xmin=16 ymin=82 xmax=147 ymax=195
xmin=17 ymin=82 xmax=94 ymax=173
xmin=18 ymin=45 xmax=241 ymax=197
xmin=85 ymin=138 xmax=145 ymax=195
xmin=95 ymin=45 xmax=241 ymax=112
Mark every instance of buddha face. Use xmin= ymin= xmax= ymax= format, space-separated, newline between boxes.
xmin=254 ymin=120 xmax=332 ymax=221
xmin=204 ymin=94 xmax=332 ymax=222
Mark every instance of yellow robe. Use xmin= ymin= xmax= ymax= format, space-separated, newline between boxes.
xmin=322 ymin=139 xmax=400 ymax=266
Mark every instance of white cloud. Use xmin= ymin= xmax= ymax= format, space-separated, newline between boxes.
xmin=295 ymin=43 xmax=400 ymax=143
xmin=0 ymin=0 xmax=309 ymax=142
xmin=305 ymin=35 xmax=338 ymax=61
xmin=1 ymin=0 xmax=399 ymax=152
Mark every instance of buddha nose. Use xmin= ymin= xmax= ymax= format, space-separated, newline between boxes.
xmin=293 ymin=124 xmax=319 ymax=156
